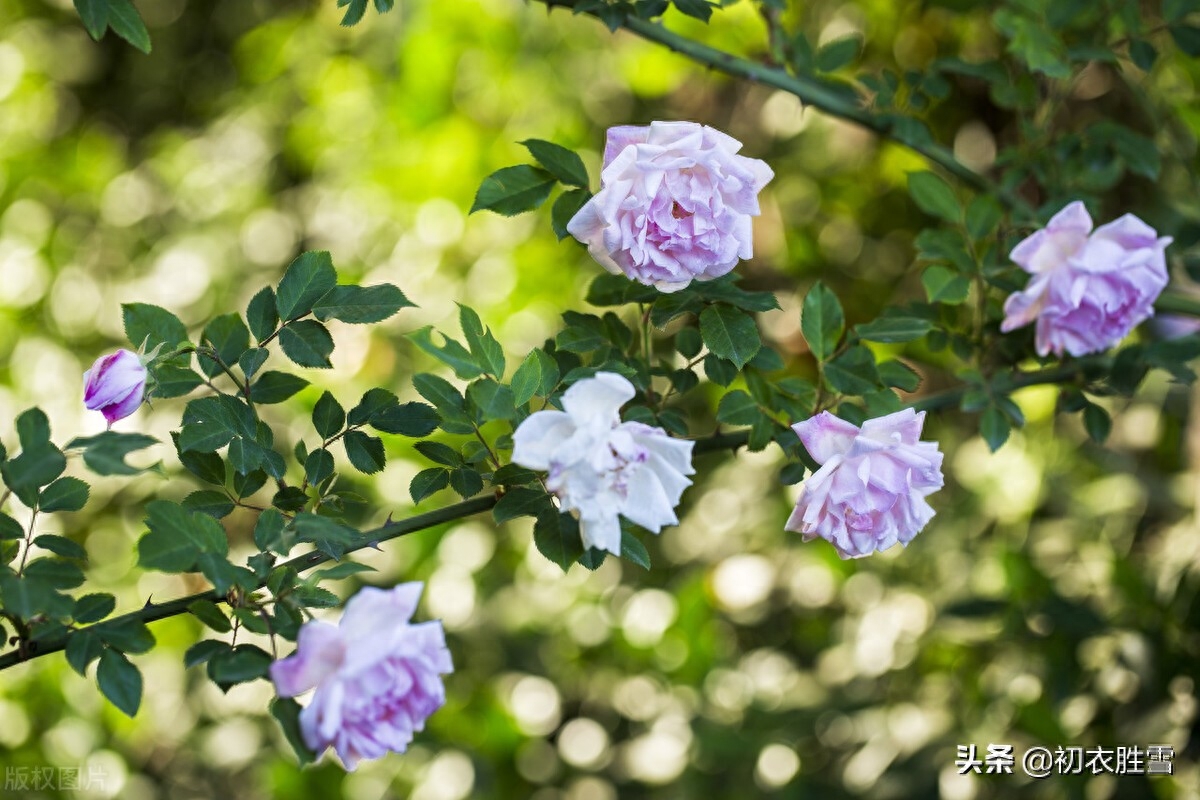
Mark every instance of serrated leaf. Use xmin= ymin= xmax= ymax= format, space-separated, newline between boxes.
xmin=276 ymin=251 xmax=337 ymax=321
xmin=824 ymin=345 xmax=880 ymax=395
xmin=699 ymin=305 xmax=761 ymax=370
xmin=199 ymin=314 xmax=251 ymax=379
xmin=184 ymin=639 xmax=231 ymax=669
xmin=311 ymin=391 xmax=345 ymax=439
xmin=249 ymin=371 xmax=309 ymax=404
xmin=34 ymin=534 xmax=88 ymax=560
xmin=494 ymin=487 xmax=554 ymax=523
xmin=123 ymin=303 xmax=188 ymax=351
xmin=980 ymin=406 xmax=1010 ymax=451
xmin=716 ymin=390 xmax=760 ymax=426
xmin=73 ymin=593 xmax=115 ymax=624
xmin=854 ymin=317 xmax=933 ymax=343
xmin=272 ymin=697 xmax=317 ymax=765
xmin=105 ymin=0 xmax=150 ymax=54
xmin=65 ymin=630 xmax=103 ymax=676
xmin=922 ymin=265 xmax=971 ymax=304
xmin=816 ymin=35 xmax=860 ymax=71
xmin=672 ymin=0 xmax=713 ymax=22
xmin=800 ymin=282 xmax=845 ymax=360
xmin=908 ymin=172 xmax=960 ymax=222
xmin=188 ymin=599 xmax=232 ymax=632
xmin=246 ymin=286 xmax=279 ymax=343
xmin=279 ymin=320 xmax=334 ymax=368
xmin=552 ymin=189 xmax=592 ymax=240
xmin=1083 ymin=403 xmax=1111 ymax=443
xmin=97 ymin=648 xmax=143 ymax=716
xmin=38 ymin=477 xmax=90 ymax=513
xmin=207 ymin=644 xmax=272 ymax=685
xmin=410 ymin=468 xmax=450 ymax=503
xmin=312 ymin=284 xmax=413 ymax=324
xmin=343 ymin=430 xmax=386 ymax=474
xmin=521 ymin=139 xmax=589 ymax=187
xmin=460 ymin=305 xmax=506 ymax=379
xmin=534 ymin=510 xmax=585 ymax=572
xmin=74 ymin=0 xmax=108 ymax=39
xmin=470 ymin=165 xmax=557 ymax=216
xmin=449 ymin=466 xmax=484 ymax=498
xmin=619 ymin=528 xmax=651 ymax=569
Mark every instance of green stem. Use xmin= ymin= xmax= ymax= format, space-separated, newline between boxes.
xmin=0 ymin=495 xmax=499 ymax=672
xmin=1154 ymin=293 xmax=1200 ymax=317
xmin=536 ymin=1 xmax=1032 ymax=218
xmin=197 ymin=348 xmax=248 ymax=396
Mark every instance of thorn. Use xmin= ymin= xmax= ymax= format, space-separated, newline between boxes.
xmin=143 ymin=595 xmax=155 ymax=608
xmin=367 ymin=540 xmax=382 ymax=551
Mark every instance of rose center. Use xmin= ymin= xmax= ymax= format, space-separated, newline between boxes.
xmin=671 ymin=201 xmax=691 ymax=220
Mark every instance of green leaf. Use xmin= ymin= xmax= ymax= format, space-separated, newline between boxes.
xmin=312 ymin=561 xmax=376 ymax=581
xmin=23 ymin=557 xmax=83 ymax=590
xmin=346 ymin=388 xmax=398 ymax=427
xmin=408 ymin=327 xmax=483 ymax=380
xmin=149 ymin=363 xmax=204 ymax=399
xmin=312 ymin=284 xmax=413 ymax=324
xmin=207 ymin=644 xmax=273 ymax=686
xmin=816 ymin=35 xmax=860 ymax=71
xmin=311 ymin=391 xmax=345 ymax=439
xmin=699 ymin=305 xmax=761 ymax=370
xmin=38 ymin=477 xmax=90 ymax=513
xmin=470 ymin=165 xmax=557 ymax=215
xmin=370 ymin=402 xmax=440 ymax=437
xmin=878 ymin=360 xmax=922 ymax=392
xmin=343 ymin=431 xmax=386 ymax=474
xmin=993 ymin=8 xmax=1069 ymax=76
xmin=74 ymin=0 xmax=108 ymax=39
xmin=801 ymin=282 xmax=845 ymax=360
xmin=1171 ymin=24 xmax=1200 ymax=56
xmin=552 ymin=188 xmax=593 ymax=240
xmin=96 ymin=619 xmax=155 ymax=653
xmin=716 ymin=390 xmax=760 ymax=426
xmin=33 ymin=534 xmax=87 ymax=560
xmin=672 ymin=0 xmax=713 ymax=22
xmin=246 ymin=286 xmax=279 ymax=343
xmin=97 ymin=648 xmax=143 ymax=716
xmin=199 ymin=314 xmax=251 ymax=378
xmin=272 ymin=698 xmax=317 ymax=765
xmin=68 ymin=431 xmax=160 ymax=474
xmin=182 ymin=490 xmax=235 ymax=519
xmin=304 ymin=448 xmax=334 ymax=486
xmin=467 ymin=379 xmax=516 ymax=421
xmin=250 ymin=371 xmax=309 ymax=404
xmin=73 ymin=593 xmax=115 ymax=624
xmin=276 ymin=251 xmax=338 ymax=321
xmin=279 ymin=320 xmax=335 ymax=368
xmin=449 ymin=466 xmax=484 ymax=498
xmin=105 ymin=0 xmax=150 ymax=53
xmin=704 ymin=354 xmax=738 ymax=386
xmin=512 ymin=351 xmax=547 ymax=405
xmin=493 ymin=487 xmax=554 ymax=523
xmin=187 ymin=599 xmax=232 ymax=633
xmin=459 ymin=305 xmax=506 ymax=378
xmin=184 ymin=640 xmax=231 ymax=669
xmin=620 ymin=528 xmax=651 ymax=570
xmin=0 ymin=513 xmax=23 ymax=541
xmin=824 ymin=346 xmax=880 ymax=395
xmin=922 ymin=265 xmax=971 ymax=305
xmin=534 ymin=510 xmax=585 ymax=572
xmin=416 ymin=441 xmax=462 ymax=466
xmin=238 ymin=347 xmax=269 ymax=380
xmin=253 ymin=508 xmax=290 ymax=555
xmin=123 ymin=303 xmax=188 ymax=350
xmin=854 ymin=316 xmax=933 ymax=343
xmin=410 ymin=468 xmax=450 ymax=503
xmin=65 ymin=630 xmax=103 ymax=676
xmin=908 ymin=172 xmax=960 ymax=222
xmin=177 ymin=395 xmax=247 ymax=452
xmin=965 ymin=195 xmax=1004 ymax=239
xmin=1083 ymin=403 xmax=1112 ymax=443
xmin=1129 ymin=39 xmax=1157 ymax=71
xmin=521 ymin=139 xmax=590 ymax=188
xmin=980 ymin=406 xmax=1010 ymax=452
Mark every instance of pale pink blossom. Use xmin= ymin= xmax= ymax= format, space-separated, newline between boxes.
xmin=1001 ymin=201 xmax=1171 ymax=356
xmin=787 ymin=409 xmax=944 ymax=558
xmin=270 ymin=583 xmax=452 ymax=770
xmin=567 ymin=121 xmax=774 ymax=292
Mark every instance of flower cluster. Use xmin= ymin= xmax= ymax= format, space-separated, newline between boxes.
xmin=1001 ymin=201 xmax=1171 ymax=356
xmin=567 ymin=121 xmax=774 ymax=292
xmin=270 ymin=583 xmax=453 ymax=770
xmin=512 ymin=372 xmax=696 ymax=554
xmin=787 ymin=409 xmax=945 ymax=559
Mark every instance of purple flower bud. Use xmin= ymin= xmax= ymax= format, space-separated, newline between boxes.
xmin=786 ymin=409 xmax=944 ymax=559
xmin=270 ymin=582 xmax=453 ymax=770
xmin=567 ymin=121 xmax=774 ymax=292
xmin=1001 ymin=201 xmax=1172 ymax=356
xmin=83 ymin=349 xmax=147 ymax=425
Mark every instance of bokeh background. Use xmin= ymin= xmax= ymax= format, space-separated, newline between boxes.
xmin=1 ymin=0 xmax=1199 ymax=798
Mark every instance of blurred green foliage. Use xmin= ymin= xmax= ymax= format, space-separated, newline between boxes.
xmin=1 ymin=0 xmax=1200 ymax=798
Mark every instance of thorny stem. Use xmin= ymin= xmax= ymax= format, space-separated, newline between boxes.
xmin=0 ymin=359 xmax=1110 ymax=673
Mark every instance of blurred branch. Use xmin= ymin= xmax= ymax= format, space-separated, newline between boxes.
xmin=535 ymin=0 xmax=1035 ymax=218
xmin=1155 ymin=292 xmax=1200 ymax=317
xmin=0 ymin=495 xmax=499 ymax=673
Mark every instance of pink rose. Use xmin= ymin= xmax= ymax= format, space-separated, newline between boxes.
xmin=1001 ymin=201 xmax=1172 ymax=356
xmin=270 ymin=583 xmax=453 ymax=770
xmin=786 ymin=409 xmax=944 ymax=559
xmin=567 ymin=121 xmax=774 ymax=292
xmin=83 ymin=349 xmax=147 ymax=425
